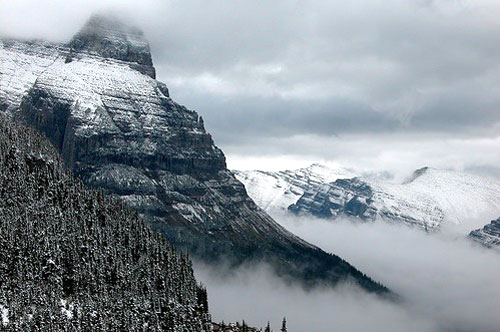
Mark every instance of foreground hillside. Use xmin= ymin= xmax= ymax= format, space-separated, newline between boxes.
xmin=0 ymin=115 xmax=211 ymax=330
xmin=0 ymin=14 xmax=388 ymax=293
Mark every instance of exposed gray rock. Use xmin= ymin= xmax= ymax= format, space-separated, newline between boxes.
xmin=233 ymin=163 xmax=355 ymax=216
xmin=289 ymin=177 xmax=378 ymax=220
xmin=0 ymin=14 xmax=388 ymax=293
xmin=69 ymin=14 xmax=156 ymax=78
xmin=469 ymin=217 xmax=500 ymax=248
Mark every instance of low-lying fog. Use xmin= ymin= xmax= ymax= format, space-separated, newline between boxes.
xmin=194 ymin=216 xmax=500 ymax=332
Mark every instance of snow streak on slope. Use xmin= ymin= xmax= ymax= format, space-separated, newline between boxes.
xmin=233 ymin=163 xmax=355 ymax=216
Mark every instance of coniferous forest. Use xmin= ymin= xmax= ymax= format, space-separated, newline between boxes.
xmin=0 ymin=114 xmax=211 ymax=330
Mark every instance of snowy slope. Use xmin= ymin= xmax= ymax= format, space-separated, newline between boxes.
xmin=373 ymin=168 xmax=500 ymax=232
xmin=234 ymin=163 xmax=355 ymax=216
xmin=239 ymin=165 xmax=500 ymax=234
xmin=0 ymin=40 xmax=62 ymax=112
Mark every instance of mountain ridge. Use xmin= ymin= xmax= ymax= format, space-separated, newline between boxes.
xmin=233 ymin=163 xmax=355 ymax=216
xmin=469 ymin=217 xmax=500 ymax=249
xmin=237 ymin=164 xmax=500 ymax=233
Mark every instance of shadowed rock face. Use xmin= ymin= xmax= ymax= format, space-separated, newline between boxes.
xmin=469 ymin=217 xmax=500 ymax=248
xmin=289 ymin=177 xmax=376 ymax=220
xmin=0 ymin=14 xmax=388 ymax=293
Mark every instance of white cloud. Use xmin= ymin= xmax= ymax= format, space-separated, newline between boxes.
xmin=196 ymin=215 xmax=500 ymax=332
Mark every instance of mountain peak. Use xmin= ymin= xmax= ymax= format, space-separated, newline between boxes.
xmin=69 ymin=13 xmax=155 ymax=78
xmin=309 ymin=163 xmax=327 ymax=168
xmin=403 ymin=166 xmax=429 ymax=184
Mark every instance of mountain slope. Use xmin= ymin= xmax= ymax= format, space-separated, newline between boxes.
xmin=233 ymin=163 xmax=355 ymax=217
xmin=0 ymin=14 xmax=388 ymax=293
xmin=469 ymin=217 xmax=500 ymax=249
xmin=238 ymin=165 xmax=500 ymax=233
xmin=0 ymin=114 xmax=210 ymax=330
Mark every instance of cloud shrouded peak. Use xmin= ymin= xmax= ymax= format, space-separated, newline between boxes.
xmin=69 ymin=12 xmax=156 ymax=78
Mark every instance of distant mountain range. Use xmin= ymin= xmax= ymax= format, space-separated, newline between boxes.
xmin=235 ymin=164 xmax=500 ymax=247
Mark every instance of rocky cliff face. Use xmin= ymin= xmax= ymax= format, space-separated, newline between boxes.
xmin=69 ymin=14 xmax=156 ymax=78
xmin=289 ymin=177 xmax=378 ymax=221
xmin=233 ymin=163 xmax=355 ymax=217
xmin=0 ymin=14 xmax=387 ymax=293
xmin=469 ymin=217 xmax=500 ymax=249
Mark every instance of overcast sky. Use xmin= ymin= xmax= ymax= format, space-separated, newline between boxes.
xmin=1 ymin=0 xmax=499 ymax=177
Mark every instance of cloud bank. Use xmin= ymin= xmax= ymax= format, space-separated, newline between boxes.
xmin=195 ymin=216 xmax=500 ymax=332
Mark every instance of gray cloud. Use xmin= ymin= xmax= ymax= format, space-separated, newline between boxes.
xmin=177 ymin=93 xmax=399 ymax=139
xmin=144 ymin=0 xmax=500 ymax=167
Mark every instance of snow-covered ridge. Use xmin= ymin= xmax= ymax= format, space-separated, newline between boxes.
xmin=237 ymin=164 xmax=500 ymax=234
xmin=469 ymin=217 xmax=500 ymax=249
xmin=374 ymin=167 xmax=500 ymax=230
xmin=0 ymin=32 xmax=206 ymax=150
xmin=0 ymin=40 xmax=63 ymax=113
xmin=233 ymin=163 xmax=355 ymax=215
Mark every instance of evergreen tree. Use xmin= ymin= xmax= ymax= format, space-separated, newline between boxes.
xmin=280 ymin=317 xmax=287 ymax=332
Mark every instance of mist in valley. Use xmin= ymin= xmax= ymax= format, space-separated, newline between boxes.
xmin=195 ymin=216 xmax=500 ymax=332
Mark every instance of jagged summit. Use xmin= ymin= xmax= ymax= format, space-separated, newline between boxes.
xmin=69 ymin=13 xmax=155 ymax=78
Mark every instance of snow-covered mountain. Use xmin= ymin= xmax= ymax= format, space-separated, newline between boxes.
xmin=469 ymin=217 xmax=500 ymax=249
xmin=0 ymin=14 xmax=388 ymax=293
xmin=234 ymin=164 xmax=355 ymax=216
xmin=237 ymin=165 xmax=500 ymax=233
